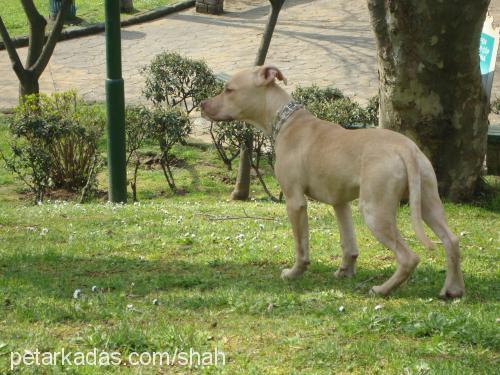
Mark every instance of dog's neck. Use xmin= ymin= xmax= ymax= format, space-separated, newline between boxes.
xmin=246 ymin=83 xmax=292 ymax=136
xmin=271 ymin=100 xmax=304 ymax=142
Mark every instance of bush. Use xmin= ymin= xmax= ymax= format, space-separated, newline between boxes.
xmin=292 ymin=85 xmax=378 ymax=128
xmin=125 ymin=105 xmax=152 ymax=201
xmin=148 ymin=106 xmax=191 ymax=193
xmin=2 ymin=92 xmax=104 ymax=202
xmin=250 ymin=131 xmax=282 ymax=202
xmin=365 ymin=95 xmax=380 ymax=127
xmin=209 ymin=120 xmax=253 ymax=171
xmin=142 ymin=52 xmax=219 ymax=114
xmin=491 ymin=97 xmax=500 ymax=115
xmin=2 ymin=138 xmax=52 ymax=203
xmin=124 ymin=104 xmax=195 ymax=199
xmin=292 ymin=85 xmax=345 ymax=104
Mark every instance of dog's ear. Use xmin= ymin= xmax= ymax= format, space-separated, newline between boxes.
xmin=256 ymin=65 xmax=288 ymax=86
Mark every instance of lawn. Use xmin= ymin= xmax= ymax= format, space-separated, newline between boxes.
xmin=0 ymin=113 xmax=499 ymax=373
xmin=1 ymin=0 xmax=179 ymax=38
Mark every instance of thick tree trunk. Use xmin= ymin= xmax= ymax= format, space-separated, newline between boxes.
xmin=368 ymin=0 xmax=490 ymax=202
xmin=231 ymin=0 xmax=285 ymax=200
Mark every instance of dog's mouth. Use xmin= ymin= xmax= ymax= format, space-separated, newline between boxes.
xmin=200 ymin=109 xmax=212 ymax=121
xmin=201 ymin=109 xmax=234 ymax=122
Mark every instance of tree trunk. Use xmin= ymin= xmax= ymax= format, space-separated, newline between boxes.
xmin=24 ymin=4 xmax=46 ymax=68
xmin=368 ymin=0 xmax=490 ymax=202
xmin=231 ymin=133 xmax=253 ymax=200
xmin=19 ymin=71 xmax=40 ymax=97
xmin=231 ymin=0 xmax=285 ymax=200
xmin=21 ymin=0 xmax=47 ymax=96
xmin=120 ymin=0 xmax=134 ymax=13
xmin=0 ymin=0 xmax=71 ymax=99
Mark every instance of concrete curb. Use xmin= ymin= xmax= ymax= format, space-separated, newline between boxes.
xmin=0 ymin=0 xmax=195 ymax=51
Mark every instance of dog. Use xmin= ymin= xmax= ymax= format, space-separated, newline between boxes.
xmin=201 ymin=65 xmax=464 ymax=298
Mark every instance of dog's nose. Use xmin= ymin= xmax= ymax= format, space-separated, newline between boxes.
xmin=200 ymin=100 xmax=208 ymax=111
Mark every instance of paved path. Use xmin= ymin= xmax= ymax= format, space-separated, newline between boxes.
xmin=0 ymin=0 xmax=378 ymax=110
xmin=1 ymin=0 xmax=500 ymax=111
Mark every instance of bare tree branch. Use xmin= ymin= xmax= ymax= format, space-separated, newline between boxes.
xmin=21 ymin=0 xmax=47 ymax=68
xmin=197 ymin=209 xmax=279 ymax=222
xmin=270 ymin=0 xmax=286 ymax=9
xmin=33 ymin=0 xmax=71 ymax=78
xmin=20 ymin=0 xmax=45 ymax=25
xmin=255 ymin=0 xmax=285 ymax=65
xmin=0 ymin=17 xmax=25 ymax=81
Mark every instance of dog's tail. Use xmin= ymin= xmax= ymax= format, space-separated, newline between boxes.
xmin=400 ymin=147 xmax=435 ymax=250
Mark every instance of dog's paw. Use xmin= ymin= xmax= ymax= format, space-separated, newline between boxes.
xmin=439 ymin=286 xmax=464 ymax=299
xmin=369 ymin=285 xmax=389 ymax=297
xmin=281 ymin=268 xmax=300 ymax=280
xmin=334 ymin=267 xmax=355 ymax=279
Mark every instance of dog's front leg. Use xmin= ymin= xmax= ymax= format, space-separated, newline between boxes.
xmin=281 ymin=196 xmax=310 ymax=280
xmin=333 ymin=203 xmax=359 ymax=278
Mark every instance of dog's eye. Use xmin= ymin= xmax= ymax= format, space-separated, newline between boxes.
xmin=225 ymin=87 xmax=234 ymax=93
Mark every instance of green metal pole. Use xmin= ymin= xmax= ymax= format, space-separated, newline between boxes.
xmin=104 ymin=0 xmax=127 ymax=203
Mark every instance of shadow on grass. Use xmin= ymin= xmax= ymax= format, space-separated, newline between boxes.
xmin=1 ymin=252 xmax=496 ymax=304
xmin=2 ymin=253 xmax=498 ymax=352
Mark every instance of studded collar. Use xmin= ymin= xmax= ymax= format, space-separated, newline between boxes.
xmin=271 ymin=100 xmax=304 ymax=142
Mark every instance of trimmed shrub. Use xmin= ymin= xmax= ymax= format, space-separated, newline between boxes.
xmin=125 ymin=105 xmax=152 ymax=201
xmin=2 ymin=91 xmax=104 ymax=202
xmin=365 ymin=94 xmax=380 ymax=127
xmin=250 ymin=131 xmax=281 ymax=202
xmin=209 ymin=120 xmax=253 ymax=171
xmin=491 ymin=97 xmax=500 ymax=115
xmin=142 ymin=51 xmax=219 ymax=114
xmin=148 ymin=107 xmax=191 ymax=193
xmin=292 ymin=85 xmax=378 ymax=128
xmin=2 ymin=136 xmax=52 ymax=203
xmin=292 ymin=85 xmax=345 ymax=104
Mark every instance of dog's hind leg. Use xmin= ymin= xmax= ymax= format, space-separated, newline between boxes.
xmin=281 ymin=194 xmax=310 ymax=280
xmin=420 ymin=171 xmax=464 ymax=298
xmin=360 ymin=198 xmax=420 ymax=296
xmin=333 ymin=202 xmax=359 ymax=278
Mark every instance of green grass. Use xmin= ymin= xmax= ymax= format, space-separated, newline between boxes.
xmin=2 ymin=0 xmax=179 ymax=38
xmin=0 ymin=114 xmax=499 ymax=373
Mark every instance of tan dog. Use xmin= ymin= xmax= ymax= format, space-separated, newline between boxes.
xmin=201 ymin=65 xmax=464 ymax=298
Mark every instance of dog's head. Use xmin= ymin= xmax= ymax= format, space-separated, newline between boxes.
xmin=201 ymin=65 xmax=287 ymax=131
